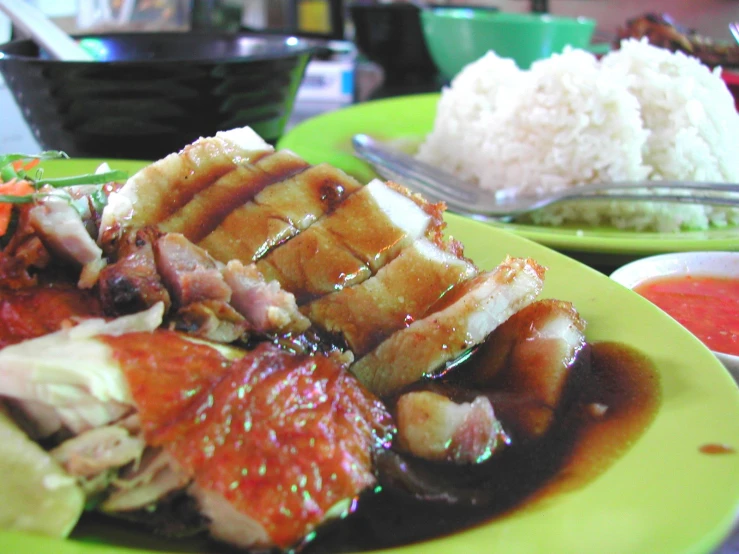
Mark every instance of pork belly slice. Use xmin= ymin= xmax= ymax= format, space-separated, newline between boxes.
xmin=158 ymin=150 xmax=310 ymax=243
xmin=396 ymin=391 xmax=508 ymax=464
xmin=98 ymin=227 xmax=172 ymax=316
xmin=256 ymin=179 xmax=438 ymax=304
xmin=99 ymin=126 xmax=274 ymax=249
xmin=303 ymin=238 xmax=478 ymax=357
xmin=28 ymin=196 xmax=106 ymax=288
xmin=351 ymin=256 xmax=546 ymax=397
xmin=199 ymin=163 xmax=362 ymax=264
xmin=464 ymin=299 xmax=586 ymax=441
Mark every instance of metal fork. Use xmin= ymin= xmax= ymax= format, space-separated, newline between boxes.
xmin=352 ymin=134 xmax=739 ymax=221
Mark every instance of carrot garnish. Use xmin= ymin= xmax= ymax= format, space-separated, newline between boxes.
xmin=0 ymin=179 xmax=35 ymax=236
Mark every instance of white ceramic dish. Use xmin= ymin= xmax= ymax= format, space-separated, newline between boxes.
xmin=610 ymin=251 xmax=739 ymax=382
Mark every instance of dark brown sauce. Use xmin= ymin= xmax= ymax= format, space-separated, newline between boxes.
xmin=301 ymin=341 xmax=660 ymax=553
xmin=71 ymin=341 xmax=659 ymax=553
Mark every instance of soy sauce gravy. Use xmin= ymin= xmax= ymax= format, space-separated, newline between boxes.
xmin=302 ymin=341 xmax=661 ymax=553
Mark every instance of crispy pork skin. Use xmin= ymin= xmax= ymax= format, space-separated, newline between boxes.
xmin=256 ymin=179 xmax=436 ymax=304
xmin=199 ymin=163 xmax=362 ymax=264
xmin=98 ymin=127 xmax=274 ymax=250
xmin=157 ymin=150 xmax=310 ymax=243
xmin=396 ymin=391 xmax=507 ymax=464
xmin=464 ymin=299 xmax=586 ymax=440
xmin=304 ymin=239 xmax=478 ymax=357
xmin=98 ymin=228 xmax=172 ymax=316
xmin=351 ymin=257 xmax=546 ymax=397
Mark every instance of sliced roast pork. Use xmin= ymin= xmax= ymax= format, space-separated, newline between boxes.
xmin=256 ymin=179 xmax=442 ymax=304
xmin=28 ymin=196 xmax=106 ymax=289
xmin=351 ymin=256 xmax=546 ymax=397
xmin=98 ymin=127 xmax=275 ymax=250
xmin=198 ymin=163 xmax=362 ymax=264
xmin=157 ymin=150 xmax=310 ymax=243
xmin=303 ymin=238 xmax=478 ymax=357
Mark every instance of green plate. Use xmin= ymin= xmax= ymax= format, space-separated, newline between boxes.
xmin=1 ymin=159 xmax=738 ymax=554
xmin=278 ymin=94 xmax=739 ymax=265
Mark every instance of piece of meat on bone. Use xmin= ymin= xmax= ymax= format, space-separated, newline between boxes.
xmin=98 ymin=127 xmax=275 ymax=250
xmin=98 ymin=227 xmax=172 ymax=316
xmin=28 ymin=195 xmax=106 ymax=289
xmin=395 ymin=391 xmax=508 ymax=464
xmin=99 ymin=336 xmax=394 ymax=550
xmin=303 ymin=238 xmax=478 ymax=357
xmin=256 ymin=179 xmax=442 ymax=304
xmin=351 ymin=256 xmax=546 ymax=397
xmin=198 ymin=163 xmax=362 ymax=264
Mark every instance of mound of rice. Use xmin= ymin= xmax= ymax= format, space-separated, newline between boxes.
xmin=415 ymin=38 xmax=739 ymax=232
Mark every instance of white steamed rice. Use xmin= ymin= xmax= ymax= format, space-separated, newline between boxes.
xmin=415 ymin=38 xmax=739 ymax=232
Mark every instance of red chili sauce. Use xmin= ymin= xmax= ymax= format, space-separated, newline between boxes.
xmin=633 ymin=275 xmax=739 ymax=356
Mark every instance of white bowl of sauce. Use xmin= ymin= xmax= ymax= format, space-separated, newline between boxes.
xmin=610 ymin=251 xmax=739 ymax=383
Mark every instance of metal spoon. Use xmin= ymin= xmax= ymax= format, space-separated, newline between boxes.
xmin=0 ymin=0 xmax=93 ymax=61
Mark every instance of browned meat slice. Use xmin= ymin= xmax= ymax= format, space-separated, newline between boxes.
xmin=256 ymin=179 xmax=437 ymax=304
xmin=464 ymin=299 xmax=586 ymax=441
xmin=98 ymin=228 xmax=172 ymax=316
xmin=395 ymin=391 xmax=508 ymax=464
xmin=158 ymin=150 xmax=310 ymax=243
xmin=198 ymin=163 xmax=362 ymax=263
xmin=221 ymin=260 xmax=310 ymax=334
xmin=153 ymin=233 xmax=231 ymax=307
xmin=351 ymin=256 xmax=546 ymax=397
xmin=98 ymin=127 xmax=274 ymax=250
xmin=28 ymin=196 xmax=106 ymax=288
xmin=303 ymin=238 xmax=478 ymax=357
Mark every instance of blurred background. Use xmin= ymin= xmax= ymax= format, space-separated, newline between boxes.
xmin=1 ymin=0 xmax=738 ymax=156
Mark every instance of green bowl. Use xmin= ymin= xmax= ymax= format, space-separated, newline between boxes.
xmin=420 ymin=9 xmax=597 ymax=78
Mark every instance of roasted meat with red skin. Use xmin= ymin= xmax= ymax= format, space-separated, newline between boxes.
xmin=0 ymin=285 xmax=103 ymax=348
xmin=102 ymin=335 xmax=394 ymax=549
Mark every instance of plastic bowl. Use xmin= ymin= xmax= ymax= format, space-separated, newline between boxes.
xmin=420 ymin=9 xmax=596 ymax=79
xmin=0 ymin=32 xmax=314 ymax=159
xmin=610 ymin=252 xmax=739 ymax=382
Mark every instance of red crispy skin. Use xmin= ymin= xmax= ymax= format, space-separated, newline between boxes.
xmin=0 ymin=284 xmax=103 ymax=348
xmin=102 ymin=336 xmax=393 ymax=548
